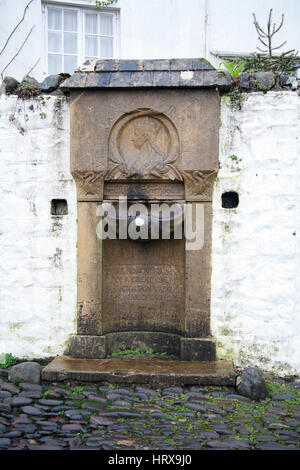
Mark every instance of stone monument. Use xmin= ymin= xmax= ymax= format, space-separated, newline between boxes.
xmin=60 ymin=59 xmax=231 ymax=363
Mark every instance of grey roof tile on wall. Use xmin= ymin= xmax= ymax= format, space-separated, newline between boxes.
xmin=143 ymin=59 xmax=171 ymax=71
xmin=130 ymin=71 xmax=154 ymax=87
xmin=60 ymin=58 xmax=232 ymax=90
xmin=119 ymin=59 xmax=144 ymax=71
xmin=94 ymin=59 xmax=120 ymax=72
xmin=170 ymin=58 xmax=195 ymax=70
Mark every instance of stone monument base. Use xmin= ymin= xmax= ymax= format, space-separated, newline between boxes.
xmin=67 ymin=333 xmax=216 ymax=361
xmin=42 ymin=356 xmax=234 ymax=386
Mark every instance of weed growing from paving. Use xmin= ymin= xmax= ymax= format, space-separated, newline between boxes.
xmin=0 ymin=378 xmax=299 ymax=450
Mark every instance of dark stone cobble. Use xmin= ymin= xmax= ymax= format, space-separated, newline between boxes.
xmin=0 ymin=376 xmax=299 ymax=450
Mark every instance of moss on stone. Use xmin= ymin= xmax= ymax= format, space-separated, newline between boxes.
xmin=58 ymin=286 xmax=63 ymax=302
xmin=8 ymin=321 xmax=24 ymax=332
xmin=220 ymin=326 xmax=233 ymax=336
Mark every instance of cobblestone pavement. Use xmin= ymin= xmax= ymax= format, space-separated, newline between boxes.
xmin=0 ymin=373 xmax=300 ymax=450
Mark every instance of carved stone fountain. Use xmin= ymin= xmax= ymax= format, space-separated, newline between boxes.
xmin=43 ymin=59 xmax=235 ymax=383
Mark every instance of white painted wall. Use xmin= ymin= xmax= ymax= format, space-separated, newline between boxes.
xmin=0 ymin=91 xmax=299 ymax=375
xmin=1 ymin=0 xmax=299 ymax=82
xmin=208 ymin=0 xmax=300 ymax=62
xmin=117 ymin=0 xmax=207 ymax=60
xmin=0 ymin=0 xmax=44 ymax=81
xmin=0 ymin=94 xmax=77 ymax=358
xmin=212 ymin=91 xmax=300 ymax=376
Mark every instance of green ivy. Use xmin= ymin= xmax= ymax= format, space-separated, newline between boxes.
xmin=0 ymin=353 xmax=19 ymax=368
xmin=96 ymin=0 xmax=118 ymax=7
xmin=218 ymin=59 xmax=246 ymax=79
xmin=107 ymin=348 xmax=155 ymax=357
xmin=13 ymin=82 xmax=40 ymax=99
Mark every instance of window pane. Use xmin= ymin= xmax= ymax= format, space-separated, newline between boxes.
xmin=48 ymin=54 xmax=62 ymax=74
xmin=101 ymin=36 xmax=113 ymax=57
xmin=48 ymin=8 xmax=62 ymax=30
xmin=64 ymin=32 xmax=77 ymax=54
xmin=100 ymin=14 xmax=113 ymax=35
xmin=64 ymin=55 xmax=78 ymax=74
xmin=86 ymin=14 xmax=97 ymax=34
xmin=48 ymin=31 xmax=61 ymax=53
xmin=85 ymin=35 xmax=98 ymax=57
xmin=64 ymin=9 xmax=77 ymax=32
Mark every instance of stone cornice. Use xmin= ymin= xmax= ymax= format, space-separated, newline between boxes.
xmin=60 ymin=58 xmax=232 ymax=90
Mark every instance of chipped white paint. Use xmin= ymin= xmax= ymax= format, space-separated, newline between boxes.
xmin=0 ymin=95 xmax=77 ymax=359
xmin=0 ymin=91 xmax=299 ymax=375
xmin=212 ymin=91 xmax=300 ymax=376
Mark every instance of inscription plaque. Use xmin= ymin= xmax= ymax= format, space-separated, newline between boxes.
xmin=104 ymin=182 xmax=185 ymax=200
xmin=103 ymin=239 xmax=185 ymax=334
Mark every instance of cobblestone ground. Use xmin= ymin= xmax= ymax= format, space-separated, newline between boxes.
xmin=0 ymin=373 xmax=300 ymax=450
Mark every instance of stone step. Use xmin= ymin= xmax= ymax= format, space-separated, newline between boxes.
xmin=42 ymin=356 xmax=235 ymax=386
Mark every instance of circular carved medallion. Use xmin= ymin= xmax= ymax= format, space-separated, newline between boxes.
xmin=107 ymin=109 xmax=181 ymax=181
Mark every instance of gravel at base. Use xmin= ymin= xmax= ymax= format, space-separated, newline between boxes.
xmin=0 ymin=377 xmax=300 ymax=450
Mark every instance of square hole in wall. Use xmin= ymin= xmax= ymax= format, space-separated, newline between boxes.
xmin=222 ymin=192 xmax=239 ymax=209
xmin=51 ymin=199 xmax=68 ymax=215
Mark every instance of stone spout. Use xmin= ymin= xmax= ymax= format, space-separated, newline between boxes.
xmin=106 ymin=204 xmax=184 ymax=241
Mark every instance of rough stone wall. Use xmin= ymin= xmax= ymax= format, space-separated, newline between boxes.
xmin=0 ymin=91 xmax=299 ymax=375
xmin=0 ymin=95 xmax=77 ymax=358
xmin=212 ymin=91 xmax=300 ymax=376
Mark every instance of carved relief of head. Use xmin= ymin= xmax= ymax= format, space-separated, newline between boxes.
xmin=107 ymin=109 xmax=181 ymax=181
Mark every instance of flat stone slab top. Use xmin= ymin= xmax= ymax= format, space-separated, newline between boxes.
xmin=42 ymin=356 xmax=235 ymax=386
xmin=60 ymin=58 xmax=232 ymax=90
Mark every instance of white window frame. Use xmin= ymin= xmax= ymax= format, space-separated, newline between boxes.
xmin=42 ymin=2 xmax=120 ymax=75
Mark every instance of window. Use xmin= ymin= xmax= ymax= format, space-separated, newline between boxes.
xmin=44 ymin=3 xmax=119 ymax=75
